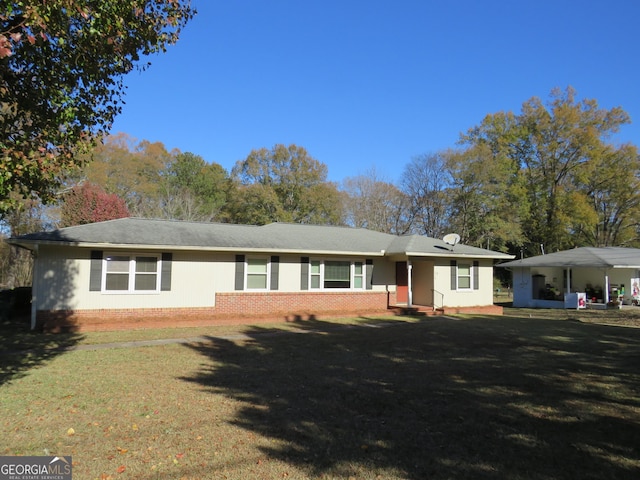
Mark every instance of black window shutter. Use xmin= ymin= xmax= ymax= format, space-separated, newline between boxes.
xmin=235 ymin=255 xmax=245 ymax=291
xmin=450 ymin=260 xmax=457 ymax=290
xmin=301 ymin=256 xmax=309 ymax=290
xmin=365 ymin=259 xmax=373 ymax=290
xmin=89 ymin=250 xmax=103 ymax=291
xmin=161 ymin=253 xmax=173 ymax=291
xmin=473 ymin=260 xmax=479 ymax=290
xmin=270 ymin=256 xmax=280 ymax=290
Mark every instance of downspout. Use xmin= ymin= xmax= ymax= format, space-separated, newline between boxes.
xmin=566 ymin=267 xmax=571 ymax=294
xmin=30 ymin=245 xmax=38 ymax=330
xmin=407 ymin=260 xmax=413 ymax=308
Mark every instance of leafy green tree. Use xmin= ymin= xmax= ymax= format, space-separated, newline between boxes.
xmin=228 ymin=182 xmax=282 ymax=225
xmin=230 ymin=144 xmax=343 ymax=225
xmin=444 ymin=145 xmax=526 ymax=251
xmin=0 ymin=1 xmax=195 ymax=212
xmin=159 ymin=152 xmax=229 ymax=221
xmin=462 ymin=87 xmax=631 ymax=253
xmin=572 ymin=143 xmax=640 ymax=246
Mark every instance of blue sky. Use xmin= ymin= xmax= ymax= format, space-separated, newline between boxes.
xmin=111 ymin=0 xmax=640 ymax=183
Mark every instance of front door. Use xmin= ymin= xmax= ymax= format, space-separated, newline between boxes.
xmin=396 ymin=261 xmax=408 ymax=304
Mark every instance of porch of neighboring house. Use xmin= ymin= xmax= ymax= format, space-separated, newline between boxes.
xmin=511 ymin=265 xmax=640 ymax=309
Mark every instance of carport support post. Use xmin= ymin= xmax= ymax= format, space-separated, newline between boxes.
xmin=605 ymin=273 xmax=610 ymax=304
xmin=407 ymin=260 xmax=413 ymax=308
xmin=566 ymin=267 xmax=571 ymax=294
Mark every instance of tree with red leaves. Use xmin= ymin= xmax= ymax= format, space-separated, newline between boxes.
xmin=60 ymin=182 xmax=129 ymax=227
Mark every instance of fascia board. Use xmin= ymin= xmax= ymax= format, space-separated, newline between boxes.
xmin=502 ymin=262 xmax=640 ymax=269
xmin=11 ymin=239 xmax=387 ymax=257
xmin=406 ymin=251 xmax=515 ymax=260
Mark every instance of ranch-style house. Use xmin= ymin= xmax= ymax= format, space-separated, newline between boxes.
xmin=8 ymin=218 xmax=514 ymax=331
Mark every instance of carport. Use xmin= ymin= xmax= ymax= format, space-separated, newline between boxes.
xmin=498 ymin=247 xmax=640 ymax=308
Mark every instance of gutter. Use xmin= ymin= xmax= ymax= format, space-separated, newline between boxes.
xmin=404 ymin=251 xmax=515 ymax=260
xmin=9 ymin=239 xmax=514 ymax=260
xmin=7 ymin=239 xmax=388 ymax=257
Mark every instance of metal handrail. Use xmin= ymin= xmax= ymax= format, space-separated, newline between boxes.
xmin=432 ymin=289 xmax=444 ymax=311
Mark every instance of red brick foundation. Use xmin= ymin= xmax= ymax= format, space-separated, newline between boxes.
xmin=37 ymin=291 xmax=394 ymax=332
xmin=441 ymin=304 xmax=504 ymax=315
xmin=36 ymin=291 xmax=505 ymax=333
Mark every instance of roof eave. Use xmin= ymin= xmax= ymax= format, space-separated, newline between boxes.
xmin=6 ymin=239 xmax=38 ymax=252
xmin=9 ymin=236 xmax=513 ymax=260
xmin=499 ymin=262 xmax=640 ymax=268
xmin=406 ymin=251 xmax=515 ymax=260
xmin=10 ymin=239 xmax=387 ymax=256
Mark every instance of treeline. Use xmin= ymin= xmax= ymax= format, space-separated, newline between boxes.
xmin=2 ymin=87 xmax=640 ymax=287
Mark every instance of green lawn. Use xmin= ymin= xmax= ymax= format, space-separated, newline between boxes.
xmin=1 ymin=312 xmax=639 ymax=479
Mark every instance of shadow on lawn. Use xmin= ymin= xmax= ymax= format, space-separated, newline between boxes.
xmin=0 ymin=288 xmax=83 ymax=385
xmin=0 ymin=256 xmax=85 ymax=385
xmin=0 ymin=314 xmax=84 ymax=386
xmin=182 ymin=317 xmax=640 ymax=479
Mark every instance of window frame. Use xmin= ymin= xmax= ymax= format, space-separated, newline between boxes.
xmin=456 ymin=263 xmax=473 ymax=290
xmin=353 ymin=261 xmax=364 ymax=289
xmin=102 ymin=253 xmax=162 ymax=294
xmin=245 ymin=257 xmax=271 ymax=291
xmin=308 ymin=259 xmax=366 ymax=290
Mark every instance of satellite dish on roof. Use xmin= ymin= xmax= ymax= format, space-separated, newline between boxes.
xmin=443 ymin=233 xmax=461 ymax=249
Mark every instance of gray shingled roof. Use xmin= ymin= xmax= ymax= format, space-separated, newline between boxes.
xmin=9 ymin=217 xmax=513 ymax=259
xmin=498 ymin=247 xmax=640 ymax=268
xmin=386 ymin=234 xmax=503 ymax=258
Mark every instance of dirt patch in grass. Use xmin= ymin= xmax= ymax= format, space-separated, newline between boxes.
xmin=2 ymin=315 xmax=640 ymax=479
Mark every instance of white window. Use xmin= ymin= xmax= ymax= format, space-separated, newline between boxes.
xmin=246 ymin=258 xmax=269 ymax=290
xmin=104 ymin=254 xmax=160 ymax=292
xmin=310 ymin=260 xmax=365 ymax=290
xmin=354 ymin=262 xmax=364 ymax=289
xmin=135 ymin=256 xmax=159 ymax=290
xmin=457 ymin=263 xmax=472 ymax=290
xmin=324 ymin=260 xmax=351 ymax=288
xmin=310 ymin=260 xmax=321 ymax=289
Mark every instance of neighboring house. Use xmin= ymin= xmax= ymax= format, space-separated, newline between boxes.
xmin=498 ymin=247 xmax=640 ymax=308
xmin=8 ymin=218 xmax=514 ymax=331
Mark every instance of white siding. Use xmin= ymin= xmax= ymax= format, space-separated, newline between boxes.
xmin=210 ymin=253 xmax=238 ymax=292
xmin=33 ymin=248 xmax=398 ymax=311
xmin=278 ymin=256 xmax=301 ymax=291
xmin=371 ymin=259 xmax=395 ymax=292
xmin=412 ymin=260 xmax=434 ymax=306
xmin=36 ymin=247 xmax=219 ymax=310
xmin=33 ymin=246 xmax=497 ymax=312
xmin=432 ymin=258 xmax=494 ymax=307
xmin=34 ymin=246 xmax=83 ymax=311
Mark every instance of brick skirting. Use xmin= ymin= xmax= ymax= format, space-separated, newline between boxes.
xmin=35 ymin=291 xmax=504 ymax=332
xmin=441 ymin=304 xmax=504 ymax=315
xmin=37 ymin=291 xmax=394 ymax=332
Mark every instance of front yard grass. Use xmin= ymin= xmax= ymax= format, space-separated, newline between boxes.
xmin=1 ymin=312 xmax=639 ymax=479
